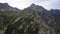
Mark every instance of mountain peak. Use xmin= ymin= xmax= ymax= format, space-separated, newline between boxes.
xmin=0 ymin=3 xmax=20 ymax=11
xmin=0 ymin=3 xmax=9 ymax=6
xmin=30 ymin=4 xmax=35 ymax=7
xmin=30 ymin=3 xmax=36 ymax=8
xmin=27 ymin=4 xmax=46 ymax=12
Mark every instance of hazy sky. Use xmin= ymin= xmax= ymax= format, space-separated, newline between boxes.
xmin=0 ymin=0 xmax=60 ymax=10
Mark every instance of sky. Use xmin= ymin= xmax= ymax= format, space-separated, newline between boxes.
xmin=0 ymin=0 xmax=60 ymax=10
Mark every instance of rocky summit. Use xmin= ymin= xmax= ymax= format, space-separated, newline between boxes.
xmin=0 ymin=3 xmax=20 ymax=11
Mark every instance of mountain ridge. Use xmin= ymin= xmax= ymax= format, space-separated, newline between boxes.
xmin=0 ymin=3 xmax=60 ymax=34
xmin=0 ymin=3 xmax=21 ymax=12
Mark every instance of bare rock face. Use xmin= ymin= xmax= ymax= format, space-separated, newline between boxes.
xmin=28 ymin=4 xmax=47 ymax=12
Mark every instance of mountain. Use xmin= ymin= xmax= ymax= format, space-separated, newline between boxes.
xmin=0 ymin=3 xmax=20 ymax=11
xmin=0 ymin=3 xmax=60 ymax=34
xmin=25 ymin=4 xmax=49 ymax=16
xmin=26 ymin=4 xmax=47 ymax=12
xmin=22 ymin=4 xmax=60 ymax=34
xmin=49 ymin=9 xmax=60 ymax=28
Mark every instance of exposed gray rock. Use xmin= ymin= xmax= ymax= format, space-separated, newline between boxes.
xmin=0 ymin=3 xmax=21 ymax=12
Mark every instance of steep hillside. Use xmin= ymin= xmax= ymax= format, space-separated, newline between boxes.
xmin=0 ymin=4 xmax=60 ymax=34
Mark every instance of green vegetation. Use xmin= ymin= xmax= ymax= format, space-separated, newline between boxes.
xmin=0 ymin=9 xmax=60 ymax=34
